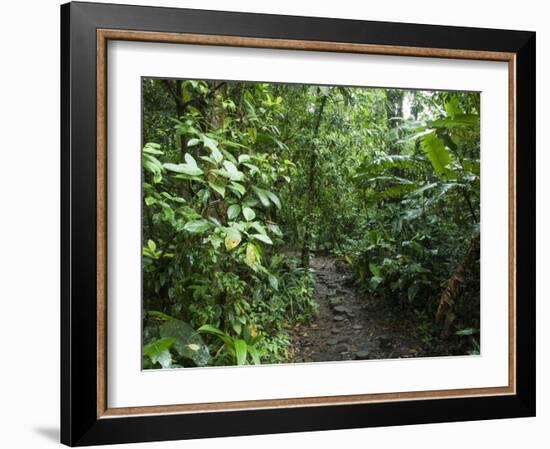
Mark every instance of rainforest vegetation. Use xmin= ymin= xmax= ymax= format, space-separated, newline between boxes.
xmin=141 ymin=78 xmax=480 ymax=369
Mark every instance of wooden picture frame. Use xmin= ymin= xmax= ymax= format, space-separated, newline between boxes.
xmin=61 ymin=1 xmax=535 ymax=446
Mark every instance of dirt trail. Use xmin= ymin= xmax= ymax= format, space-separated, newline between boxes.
xmin=289 ymin=255 xmax=427 ymax=363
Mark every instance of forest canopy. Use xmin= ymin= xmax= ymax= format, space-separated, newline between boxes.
xmin=141 ymin=78 xmax=480 ymax=369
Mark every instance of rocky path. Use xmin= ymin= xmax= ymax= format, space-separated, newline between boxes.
xmin=289 ymin=255 xmax=427 ymax=363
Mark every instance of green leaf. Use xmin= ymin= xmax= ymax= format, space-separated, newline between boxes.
xmin=369 ymin=276 xmax=383 ymax=290
xmin=248 ymin=346 xmax=261 ymax=365
xmin=208 ymin=181 xmax=226 ymax=198
xmin=187 ymin=138 xmax=200 ymax=147
xmin=252 ymin=187 xmax=270 ymax=207
xmin=144 ymin=142 xmax=161 ymax=149
xmin=227 ymin=204 xmax=241 ymax=220
xmin=251 ymin=233 xmax=272 ymax=245
xmin=456 ymin=328 xmax=479 ymax=336
xmin=421 ymin=132 xmax=451 ymax=176
xmin=202 ymin=135 xmax=223 ymax=163
xmin=198 ymin=324 xmax=226 ymax=338
xmin=238 ymin=154 xmax=251 ymax=163
xmin=223 ymin=161 xmax=245 ymax=181
xmin=143 ymin=143 xmax=164 ymax=155
xmin=249 ymin=222 xmax=267 ymax=235
xmin=444 ymin=96 xmax=461 ymax=118
xmin=225 ymin=227 xmax=242 ymax=250
xmin=369 ymin=263 xmax=381 ymax=277
xmin=245 ymin=243 xmax=260 ymax=266
xmin=144 ymin=159 xmax=162 ymax=175
xmin=160 ymin=320 xmax=210 ymax=366
xmin=164 ymin=163 xmax=203 ymax=176
xmin=268 ymin=273 xmax=279 ymax=290
xmin=234 ymin=339 xmax=247 ymax=365
xmin=242 ymin=206 xmax=256 ymax=221
xmin=147 ymin=239 xmax=156 ymax=252
xmin=228 ymin=182 xmax=246 ymax=197
xmin=267 ymin=223 xmax=283 ymax=236
xmin=184 ymin=153 xmax=198 ymax=168
xmin=143 ymin=338 xmax=175 ymax=368
xmin=266 ymin=191 xmax=281 ymax=209
xmin=183 ymin=219 xmax=210 ymax=233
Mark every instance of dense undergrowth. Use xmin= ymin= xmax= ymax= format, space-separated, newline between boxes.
xmin=142 ymin=79 xmax=480 ymax=368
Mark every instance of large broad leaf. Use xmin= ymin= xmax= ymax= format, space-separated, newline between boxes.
xmin=208 ymin=181 xmax=226 ymax=198
xmin=164 ymin=162 xmax=203 ymax=176
xmin=266 ymin=191 xmax=281 ymax=209
xmin=197 ymin=324 xmax=226 ymax=338
xmin=252 ymin=187 xmax=270 ymax=207
xmin=183 ymin=219 xmax=211 ymax=234
xmin=245 ymin=243 xmax=260 ymax=266
xmin=228 ymin=181 xmax=246 ymax=197
xmin=249 ymin=221 xmax=267 ymax=235
xmin=184 ymin=153 xmax=199 ymax=168
xmin=143 ymin=143 xmax=164 ymax=155
xmin=225 ymin=227 xmax=242 ymax=250
xmin=202 ymin=135 xmax=223 ymax=163
xmin=242 ymin=206 xmax=256 ymax=221
xmin=227 ymin=204 xmax=241 ymax=220
xmin=143 ymin=337 xmax=175 ymax=368
xmin=223 ymin=161 xmax=245 ymax=181
xmin=234 ymin=339 xmax=248 ymax=365
xmin=160 ymin=320 xmax=210 ymax=367
xmin=421 ymin=132 xmax=451 ymax=176
xmin=251 ymin=233 xmax=272 ymax=245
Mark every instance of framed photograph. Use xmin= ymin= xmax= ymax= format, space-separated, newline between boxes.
xmin=61 ymin=1 xmax=535 ymax=446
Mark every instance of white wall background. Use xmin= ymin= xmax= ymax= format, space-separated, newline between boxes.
xmin=0 ymin=0 xmax=546 ymax=448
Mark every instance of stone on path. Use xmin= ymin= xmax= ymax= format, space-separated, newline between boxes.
xmin=334 ymin=343 xmax=349 ymax=353
xmin=331 ymin=328 xmax=341 ymax=334
xmin=327 ymin=338 xmax=339 ymax=346
xmin=333 ymin=315 xmax=345 ymax=322
xmin=353 ymin=324 xmax=363 ymax=330
xmin=333 ymin=305 xmax=348 ymax=314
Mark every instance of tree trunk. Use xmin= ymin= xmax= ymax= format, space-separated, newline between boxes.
xmin=435 ymin=235 xmax=480 ymax=337
xmin=301 ymin=94 xmax=327 ymax=268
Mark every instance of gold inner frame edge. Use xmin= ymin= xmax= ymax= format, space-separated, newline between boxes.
xmin=96 ymin=29 xmax=517 ymax=419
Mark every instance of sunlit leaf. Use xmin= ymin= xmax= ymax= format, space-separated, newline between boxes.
xmin=208 ymin=181 xmax=226 ymax=198
xmin=143 ymin=338 xmax=175 ymax=368
xmin=251 ymin=233 xmax=272 ymax=245
xmin=164 ymin=162 xmax=203 ymax=176
xmin=183 ymin=219 xmax=210 ymax=233
xmin=227 ymin=204 xmax=241 ymax=220
xmin=242 ymin=206 xmax=255 ymax=221
xmin=421 ymin=132 xmax=451 ymax=176
xmin=234 ymin=339 xmax=247 ymax=365
xmin=225 ymin=227 xmax=242 ymax=250
xmin=160 ymin=320 xmax=210 ymax=366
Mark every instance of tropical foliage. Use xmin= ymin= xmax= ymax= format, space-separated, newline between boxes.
xmin=142 ymin=79 xmax=480 ymax=368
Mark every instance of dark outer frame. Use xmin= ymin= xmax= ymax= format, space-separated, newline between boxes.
xmin=61 ymin=1 xmax=536 ymax=446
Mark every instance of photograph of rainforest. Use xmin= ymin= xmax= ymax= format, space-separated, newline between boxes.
xmin=141 ymin=78 xmax=481 ymax=369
